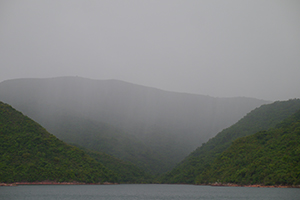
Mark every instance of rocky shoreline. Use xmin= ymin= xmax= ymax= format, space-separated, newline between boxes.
xmin=0 ymin=181 xmax=117 ymax=187
xmin=206 ymin=182 xmax=299 ymax=188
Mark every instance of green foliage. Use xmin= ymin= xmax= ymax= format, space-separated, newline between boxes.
xmin=160 ymin=99 xmax=300 ymax=184
xmin=0 ymin=102 xmax=117 ymax=183
xmin=74 ymin=145 xmax=154 ymax=183
xmin=196 ymin=109 xmax=300 ymax=186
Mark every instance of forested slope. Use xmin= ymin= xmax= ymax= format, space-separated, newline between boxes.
xmin=161 ymin=99 xmax=300 ymax=183
xmin=196 ymin=109 xmax=300 ymax=186
xmin=0 ymin=102 xmax=149 ymax=183
xmin=78 ymin=146 xmax=153 ymax=183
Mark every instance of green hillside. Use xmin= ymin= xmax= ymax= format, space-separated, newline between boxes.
xmin=0 ymin=102 xmax=148 ymax=183
xmin=73 ymin=145 xmax=153 ymax=183
xmin=160 ymin=99 xmax=300 ymax=183
xmin=196 ymin=109 xmax=300 ymax=186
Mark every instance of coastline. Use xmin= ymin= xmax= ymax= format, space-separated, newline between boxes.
xmin=203 ymin=182 xmax=299 ymax=188
xmin=0 ymin=181 xmax=117 ymax=187
xmin=1 ymin=182 xmax=299 ymax=188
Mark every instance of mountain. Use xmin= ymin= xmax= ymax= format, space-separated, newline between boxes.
xmin=160 ymin=99 xmax=300 ymax=183
xmin=196 ymin=108 xmax=300 ymax=186
xmin=0 ymin=101 xmax=149 ymax=183
xmin=41 ymin=113 xmax=169 ymax=173
xmin=0 ymin=77 xmax=268 ymax=173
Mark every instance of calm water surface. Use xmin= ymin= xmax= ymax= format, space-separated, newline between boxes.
xmin=0 ymin=184 xmax=299 ymax=200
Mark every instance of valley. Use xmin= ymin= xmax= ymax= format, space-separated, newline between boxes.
xmin=0 ymin=77 xmax=299 ymax=186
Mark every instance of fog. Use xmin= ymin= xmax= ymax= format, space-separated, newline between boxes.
xmin=1 ymin=0 xmax=300 ymax=101
xmin=0 ymin=77 xmax=268 ymax=172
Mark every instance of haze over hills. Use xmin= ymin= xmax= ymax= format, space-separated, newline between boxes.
xmin=0 ymin=101 xmax=150 ymax=183
xmin=0 ymin=77 xmax=269 ymax=173
xmin=161 ymin=99 xmax=300 ymax=183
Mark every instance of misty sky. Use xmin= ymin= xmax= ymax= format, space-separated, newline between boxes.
xmin=1 ymin=0 xmax=300 ymax=101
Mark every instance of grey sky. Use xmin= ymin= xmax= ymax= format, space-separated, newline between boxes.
xmin=0 ymin=0 xmax=300 ymax=101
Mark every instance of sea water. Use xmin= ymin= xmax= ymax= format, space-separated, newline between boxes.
xmin=0 ymin=184 xmax=299 ymax=200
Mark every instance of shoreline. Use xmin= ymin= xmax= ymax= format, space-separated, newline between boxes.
xmin=201 ymin=182 xmax=299 ymax=188
xmin=1 ymin=182 xmax=299 ymax=188
xmin=0 ymin=181 xmax=117 ymax=187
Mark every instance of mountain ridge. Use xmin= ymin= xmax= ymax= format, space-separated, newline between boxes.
xmin=1 ymin=76 xmax=268 ymax=100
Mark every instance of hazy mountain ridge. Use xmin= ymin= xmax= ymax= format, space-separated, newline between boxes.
xmin=0 ymin=77 xmax=269 ymax=173
xmin=44 ymin=113 xmax=172 ymax=173
xmin=160 ymin=99 xmax=300 ymax=183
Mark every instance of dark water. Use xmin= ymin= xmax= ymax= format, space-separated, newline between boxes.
xmin=0 ymin=184 xmax=299 ymax=200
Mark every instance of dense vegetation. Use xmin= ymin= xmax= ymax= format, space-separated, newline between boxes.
xmin=0 ymin=102 xmax=149 ymax=183
xmin=160 ymin=99 xmax=300 ymax=183
xmin=74 ymin=145 xmax=153 ymax=183
xmin=196 ymin=109 xmax=300 ymax=186
xmin=0 ymin=77 xmax=267 ymax=173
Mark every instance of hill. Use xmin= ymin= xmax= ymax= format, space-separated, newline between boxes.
xmin=44 ymin=114 xmax=169 ymax=173
xmin=0 ymin=101 xmax=149 ymax=183
xmin=160 ymin=99 xmax=300 ymax=183
xmin=196 ymin=109 xmax=300 ymax=186
xmin=0 ymin=77 xmax=268 ymax=173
